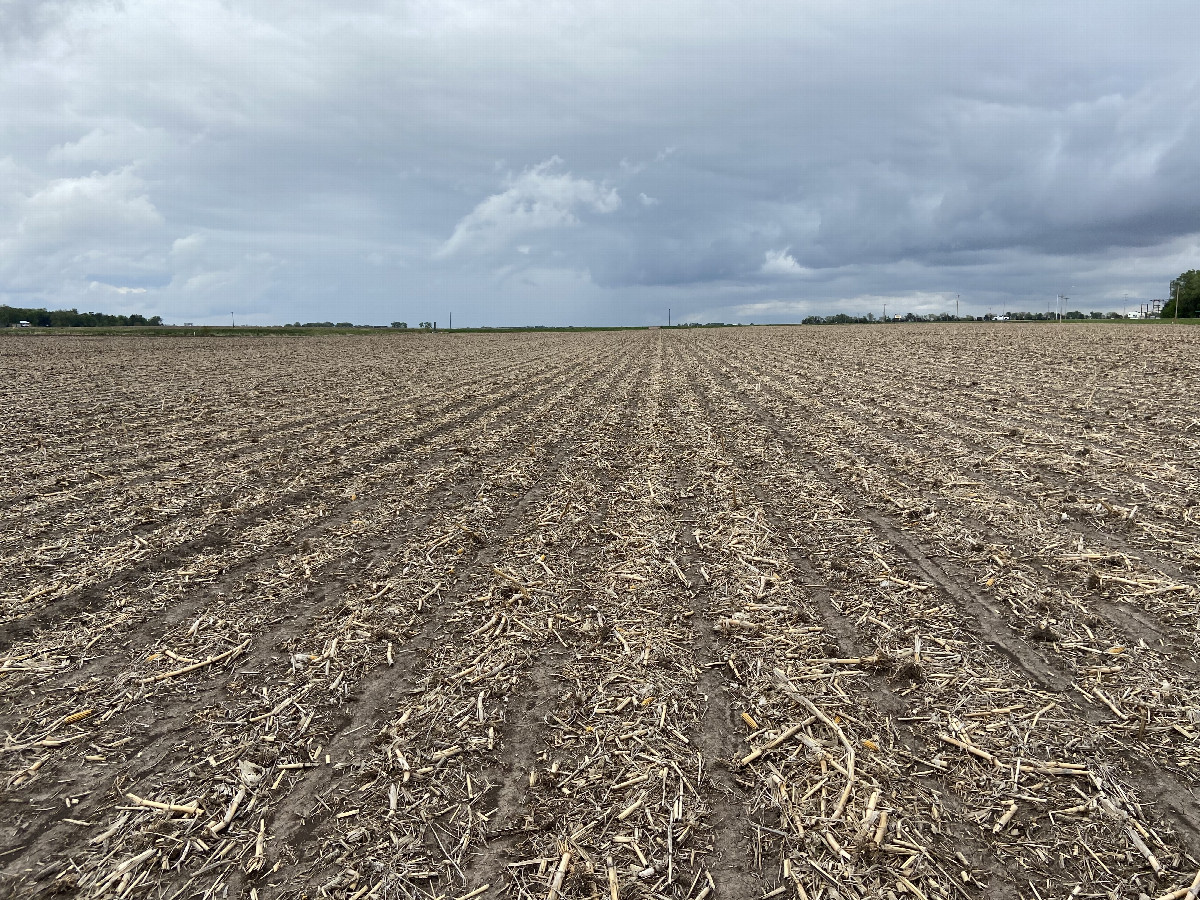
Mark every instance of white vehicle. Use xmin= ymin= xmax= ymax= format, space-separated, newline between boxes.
xmin=994 ymin=315 xmax=1010 ymax=322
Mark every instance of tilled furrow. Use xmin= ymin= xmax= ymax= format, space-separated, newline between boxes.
xmin=0 ymin=338 xmax=653 ymax=899
xmin=0 ymin=345 xmax=598 ymax=623
xmin=683 ymin=336 xmax=1199 ymax=898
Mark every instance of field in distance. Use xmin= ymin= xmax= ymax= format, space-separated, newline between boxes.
xmin=1 ymin=324 xmax=1198 ymax=900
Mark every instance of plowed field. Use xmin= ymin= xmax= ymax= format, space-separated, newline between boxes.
xmin=2 ymin=325 xmax=1199 ymax=900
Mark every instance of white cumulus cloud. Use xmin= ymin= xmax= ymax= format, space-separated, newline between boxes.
xmin=48 ymin=126 xmax=171 ymax=166
xmin=20 ymin=167 xmax=163 ymax=239
xmin=761 ymin=248 xmax=811 ymax=276
xmin=88 ymin=282 xmax=147 ymax=294
xmin=436 ymin=157 xmax=620 ymax=258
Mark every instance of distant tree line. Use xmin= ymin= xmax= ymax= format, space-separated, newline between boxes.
xmin=1004 ymin=311 xmax=1125 ymax=321
xmin=2 ymin=305 xmax=163 ymax=327
xmin=285 ymin=322 xmax=402 ymax=328
xmin=802 ymin=313 xmax=965 ymax=324
xmin=802 ymin=311 xmax=1127 ymax=325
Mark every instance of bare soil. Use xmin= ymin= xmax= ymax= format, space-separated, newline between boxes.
xmin=1 ymin=324 xmax=1198 ymax=899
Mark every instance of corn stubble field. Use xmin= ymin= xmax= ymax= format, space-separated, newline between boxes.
xmin=2 ymin=325 xmax=1199 ymax=900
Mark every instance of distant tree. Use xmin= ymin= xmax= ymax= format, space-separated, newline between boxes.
xmin=335 ymin=321 xmax=353 ymax=328
xmin=0 ymin=304 xmax=162 ymax=327
xmin=49 ymin=308 xmax=79 ymax=327
xmin=391 ymin=321 xmax=407 ymax=329
xmin=418 ymin=321 xmax=433 ymax=330
xmin=1162 ymin=270 xmax=1200 ymax=318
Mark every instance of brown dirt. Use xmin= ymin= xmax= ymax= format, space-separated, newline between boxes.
xmin=1 ymin=325 xmax=1198 ymax=899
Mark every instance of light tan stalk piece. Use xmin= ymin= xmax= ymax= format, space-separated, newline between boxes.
xmin=124 ymin=792 xmax=202 ymax=815
xmin=139 ymin=639 xmax=251 ymax=683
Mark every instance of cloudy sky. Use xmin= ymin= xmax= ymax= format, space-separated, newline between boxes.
xmin=2 ymin=0 xmax=1198 ymax=325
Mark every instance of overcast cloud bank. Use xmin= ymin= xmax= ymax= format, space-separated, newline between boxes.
xmin=2 ymin=0 xmax=1198 ymax=325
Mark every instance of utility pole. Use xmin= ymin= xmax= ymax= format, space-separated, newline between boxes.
xmin=1174 ymin=280 xmax=1180 ymax=323
xmin=1124 ymin=292 xmax=1128 ymax=318
xmin=883 ymin=302 xmax=887 ymax=322
xmin=449 ymin=312 xmax=452 ymax=331
xmin=668 ymin=308 xmax=671 ymax=327
xmin=956 ymin=294 xmax=960 ymax=319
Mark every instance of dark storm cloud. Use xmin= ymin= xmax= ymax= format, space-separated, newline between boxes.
xmin=2 ymin=0 xmax=1198 ymax=324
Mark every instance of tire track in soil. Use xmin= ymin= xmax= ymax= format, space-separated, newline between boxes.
xmin=671 ymin=344 xmax=1026 ymax=899
xmin=729 ymin=349 xmax=1200 ymax=756
xmin=800 ymin=384 xmax=1200 ymax=611
xmin=730 ymin=354 xmax=1200 ymax=758
xmin=748 ymin=501 xmax=1024 ymax=896
xmin=689 ymin=581 xmax=771 ymax=899
xmin=255 ymin=343 xmax=657 ymax=898
xmin=0 ymin=351 xmax=639 ymax=893
xmin=0 ymin=349 xmax=595 ymax=650
xmin=631 ymin=336 xmax=745 ymax=898
xmin=465 ymin=642 xmax=575 ymax=899
xmin=682 ymin=341 xmax=1194 ymax=896
xmin=690 ymin=341 xmax=1200 ymax=861
xmin=859 ymin=510 xmax=1200 ymax=852
xmin=782 ymin=567 xmax=1025 ymax=900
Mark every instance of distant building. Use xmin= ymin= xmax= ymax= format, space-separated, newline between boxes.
xmin=16 ymin=321 xmax=31 ymax=328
